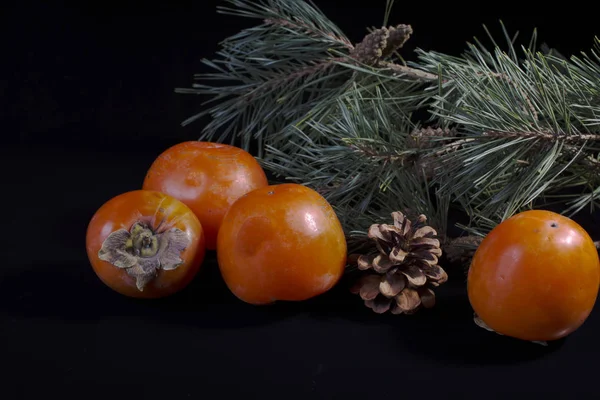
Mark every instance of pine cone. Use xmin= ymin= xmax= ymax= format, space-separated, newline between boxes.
xmin=381 ymin=24 xmax=412 ymax=59
xmin=351 ymin=24 xmax=413 ymax=66
xmin=407 ymin=126 xmax=456 ymax=150
xmin=350 ymin=212 xmax=447 ymax=314
xmin=351 ymin=27 xmax=388 ymax=65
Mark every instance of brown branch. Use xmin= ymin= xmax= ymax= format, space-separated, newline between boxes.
xmin=408 ymin=127 xmax=600 ymax=156
xmin=432 ymin=138 xmax=475 ymax=156
xmin=264 ymin=18 xmax=354 ymax=49
xmin=430 ymin=132 xmax=600 ymax=166
xmin=481 ymin=130 xmax=600 ymax=142
xmin=349 ymin=143 xmax=405 ymax=163
xmin=429 ymin=131 xmax=600 ymax=176
xmin=381 ymin=62 xmax=439 ymax=81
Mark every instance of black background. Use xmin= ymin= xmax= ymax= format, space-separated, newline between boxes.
xmin=3 ymin=1 xmax=600 ymax=399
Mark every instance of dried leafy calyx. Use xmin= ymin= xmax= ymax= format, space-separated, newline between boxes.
xmin=350 ymin=211 xmax=447 ymax=315
xmin=98 ymin=221 xmax=190 ymax=291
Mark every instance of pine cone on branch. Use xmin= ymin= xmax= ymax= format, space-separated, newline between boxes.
xmin=350 ymin=212 xmax=448 ymax=314
xmin=407 ymin=126 xmax=457 ymax=150
xmin=351 ymin=24 xmax=412 ymax=66
xmin=381 ymin=24 xmax=413 ymax=59
xmin=350 ymin=27 xmax=388 ymax=66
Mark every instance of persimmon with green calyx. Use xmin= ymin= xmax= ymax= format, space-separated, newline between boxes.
xmin=86 ymin=190 xmax=206 ymax=298
xmin=142 ymin=141 xmax=268 ymax=250
xmin=467 ymin=209 xmax=600 ymax=343
xmin=216 ymin=183 xmax=347 ymax=305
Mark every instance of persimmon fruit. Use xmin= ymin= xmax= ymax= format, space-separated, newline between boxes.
xmin=86 ymin=190 xmax=206 ymax=298
xmin=468 ymin=209 xmax=600 ymax=342
xmin=142 ymin=141 xmax=268 ymax=250
xmin=216 ymin=183 xmax=347 ymax=305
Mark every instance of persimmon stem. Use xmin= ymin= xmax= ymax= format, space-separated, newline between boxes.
xmin=129 ymin=222 xmax=160 ymax=258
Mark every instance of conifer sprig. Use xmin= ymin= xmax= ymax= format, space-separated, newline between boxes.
xmin=177 ymin=0 xmax=600 ymax=244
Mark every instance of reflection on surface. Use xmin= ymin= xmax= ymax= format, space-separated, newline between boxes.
xmin=305 ymin=212 xmax=317 ymax=233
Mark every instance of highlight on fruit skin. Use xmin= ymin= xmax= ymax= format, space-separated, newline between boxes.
xmin=216 ymin=183 xmax=347 ymax=305
xmin=467 ymin=209 xmax=600 ymax=343
xmin=142 ymin=141 xmax=268 ymax=250
xmin=86 ymin=190 xmax=206 ymax=299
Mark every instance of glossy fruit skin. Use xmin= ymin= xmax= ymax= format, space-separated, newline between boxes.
xmin=217 ymin=183 xmax=347 ymax=305
xmin=86 ymin=190 xmax=206 ymax=298
xmin=468 ymin=210 xmax=600 ymax=342
xmin=142 ymin=141 xmax=268 ymax=250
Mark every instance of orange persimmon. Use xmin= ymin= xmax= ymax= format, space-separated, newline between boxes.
xmin=142 ymin=141 xmax=268 ymax=250
xmin=86 ymin=190 xmax=206 ymax=298
xmin=468 ymin=209 xmax=600 ymax=342
xmin=216 ymin=183 xmax=347 ymax=305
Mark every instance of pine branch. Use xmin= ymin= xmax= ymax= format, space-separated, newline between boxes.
xmin=176 ymin=0 xmax=434 ymax=159
xmin=178 ymin=0 xmax=600 ymax=244
xmin=262 ymin=17 xmax=353 ymax=49
xmin=383 ymin=62 xmax=438 ymax=81
xmin=217 ymin=0 xmax=352 ymax=47
xmin=175 ymin=0 xmax=359 ymax=155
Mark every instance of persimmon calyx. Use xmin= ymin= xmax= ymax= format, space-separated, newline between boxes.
xmin=98 ymin=221 xmax=190 ymax=291
xmin=473 ymin=313 xmax=548 ymax=346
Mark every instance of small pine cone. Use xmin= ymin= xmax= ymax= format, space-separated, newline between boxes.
xmin=349 ymin=211 xmax=448 ymax=315
xmin=351 ymin=27 xmax=389 ymax=65
xmin=381 ymin=24 xmax=413 ymax=59
xmin=352 ymin=24 xmax=413 ymax=66
xmin=407 ymin=127 xmax=457 ymax=150
xmin=406 ymin=127 xmax=458 ymax=180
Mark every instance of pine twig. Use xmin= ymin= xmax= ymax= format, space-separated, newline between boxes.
xmin=244 ymin=56 xmax=346 ymax=102
xmin=481 ymin=131 xmax=600 ymax=142
xmin=264 ymin=17 xmax=354 ymax=49
xmin=349 ymin=144 xmax=405 ymax=164
xmin=382 ymin=62 xmax=439 ymax=81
